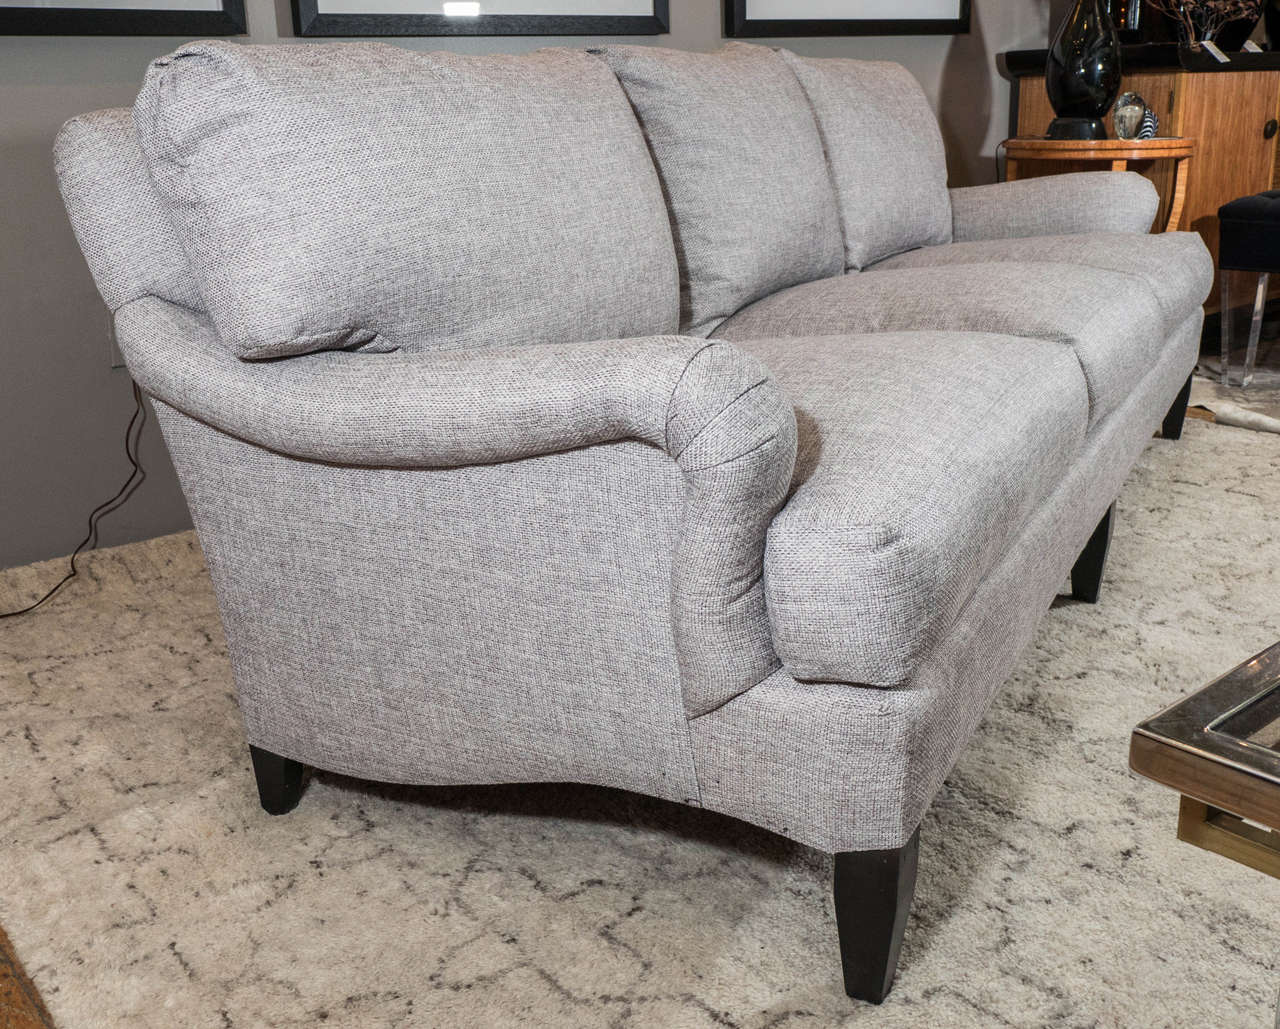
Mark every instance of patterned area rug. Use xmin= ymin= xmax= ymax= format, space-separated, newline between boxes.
xmin=2 ymin=418 xmax=1279 ymax=1028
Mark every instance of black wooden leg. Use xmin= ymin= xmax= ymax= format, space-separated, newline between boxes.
xmin=833 ymin=827 xmax=920 ymax=1004
xmin=249 ymin=745 xmax=307 ymax=815
xmin=1162 ymin=374 xmax=1193 ymax=440
xmin=1071 ymin=503 xmax=1115 ymax=604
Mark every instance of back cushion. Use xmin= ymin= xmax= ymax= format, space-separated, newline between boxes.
xmin=54 ymin=109 xmax=204 ymax=314
xmin=601 ymin=43 xmax=843 ymax=338
xmin=779 ymin=52 xmax=952 ymax=270
xmin=133 ymin=41 xmax=679 ymax=360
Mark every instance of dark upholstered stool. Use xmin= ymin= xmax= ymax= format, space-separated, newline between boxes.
xmin=1218 ymin=190 xmax=1280 ymax=387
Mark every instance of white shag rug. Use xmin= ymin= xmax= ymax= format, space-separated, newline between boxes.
xmin=2 ymin=419 xmax=1280 ymax=1028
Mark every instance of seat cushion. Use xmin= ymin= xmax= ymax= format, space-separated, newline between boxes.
xmin=132 ymin=41 xmax=679 ymax=359
xmin=779 ymin=51 xmax=952 ymax=270
xmin=736 ymin=332 xmax=1089 ymax=687
xmin=715 ymin=262 xmax=1169 ymax=427
xmin=599 ymin=43 xmax=843 ymax=337
xmin=870 ymin=231 xmax=1214 ymax=334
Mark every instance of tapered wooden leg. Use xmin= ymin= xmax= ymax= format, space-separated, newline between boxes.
xmin=249 ymin=745 xmax=307 ymax=815
xmin=833 ymin=828 xmax=920 ymax=1004
xmin=1162 ymin=374 xmax=1193 ymax=440
xmin=1071 ymin=503 xmax=1115 ymax=604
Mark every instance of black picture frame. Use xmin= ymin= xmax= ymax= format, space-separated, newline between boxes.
xmin=0 ymin=0 xmax=245 ymax=34
xmin=724 ymin=0 xmax=968 ymax=37
xmin=294 ymin=1 xmax=669 ymax=37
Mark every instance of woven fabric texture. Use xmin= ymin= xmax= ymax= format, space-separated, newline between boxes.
xmin=599 ymin=43 xmax=843 ymax=338
xmin=715 ymin=262 xmax=1172 ymax=428
xmin=691 ymin=311 xmax=1202 ymax=853
xmin=53 ymin=46 xmax=1204 ymax=858
xmin=779 ymin=51 xmax=952 ymax=270
xmin=53 ymin=108 xmax=202 ymax=313
xmin=137 ymin=311 xmax=1198 ymax=855
xmin=132 ymin=41 xmax=679 ymax=359
xmin=950 ymin=172 xmax=1159 ymax=241
xmin=155 ymin=399 xmax=703 ymax=803
xmin=733 ymin=331 xmax=1088 ymax=687
xmin=115 ymin=297 xmax=796 ymax=718
xmin=869 ymin=230 xmax=1214 ymax=333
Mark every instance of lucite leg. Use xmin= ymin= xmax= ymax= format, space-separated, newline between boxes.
xmin=1244 ymin=272 xmax=1269 ymax=389
xmin=1220 ymin=271 xmax=1231 ymax=386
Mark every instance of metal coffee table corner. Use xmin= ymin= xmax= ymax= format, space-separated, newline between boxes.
xmin=1131 ymin=642 xmax=1280 ymax=878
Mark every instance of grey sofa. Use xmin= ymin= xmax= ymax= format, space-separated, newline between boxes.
xmin=54 ymin=39 xmax=1213 ymax=1003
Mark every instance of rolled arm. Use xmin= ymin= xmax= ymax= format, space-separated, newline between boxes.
xmin=950 ymin=171 xmax=1159 ymax=242
xmin=114 ymin=295 xmax=798 ymax=718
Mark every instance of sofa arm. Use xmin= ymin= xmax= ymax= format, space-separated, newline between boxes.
xmin=115 ymin=296 xmax=798 ymax=718
xmin=950 ymin=172 xmax=1159 ymax=242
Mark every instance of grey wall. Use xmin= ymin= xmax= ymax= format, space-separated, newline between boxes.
xmin=0 ymin=0 xmax=1049 ymax=571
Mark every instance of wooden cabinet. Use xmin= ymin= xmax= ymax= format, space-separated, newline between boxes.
xmin=1008 ymin=59 xmax=1280 ymax=311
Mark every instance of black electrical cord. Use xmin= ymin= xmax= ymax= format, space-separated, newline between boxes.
xmin=0 ymin=381 xmax=148 ymax=619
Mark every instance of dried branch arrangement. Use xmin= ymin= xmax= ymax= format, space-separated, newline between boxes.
xmin=1144 ymin=0 xmax=1262 ymax=49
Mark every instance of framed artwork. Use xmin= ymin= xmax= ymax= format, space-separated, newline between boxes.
xmin=0 ymin=0 xmax=244 ymax=34
xmin=724 ymin=0 xmax=968 ymax=37
xmin=294 ymin=0 xmax=670 ymax=37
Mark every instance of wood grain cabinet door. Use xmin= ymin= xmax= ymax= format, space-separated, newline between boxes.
xmin=1173 ymin=71 xmax=1280 ymax=254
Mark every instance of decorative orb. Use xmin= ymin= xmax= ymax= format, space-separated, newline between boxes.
xmin=1113 ymin=91 xmax=1146 ymax=140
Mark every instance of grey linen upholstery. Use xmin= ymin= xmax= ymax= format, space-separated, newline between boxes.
xmin=730 ymin=332 xmax=1088 ymax=687
xmin=715 ymin=262 xmax=1176 ymax=428
xmin=951 ymin=172 xmax=1159 ymax=241
xmin=869 ymin=230 xmax=1214 ymax=333
xmin=133 ymin=41 xmax=679 ymax=359
xmin=114 ymin=296 xmax=797 ymax=719
xmin=55 ymin=42 xmax=1214 ymax=880
xmin=600 ymin=43 xmax=843 ymax=337
xmin=142 ymin=309 xmax=1202 ymax=855
xmin=155 ymin=397 xmax=705 ymax=804
xmin=779 ymin=51 xmax=952 ymax=269
xmin=692 ymin=312 xmax=1203 ymax=852
xmin=53 ymin=109 xmax=202 ymax=313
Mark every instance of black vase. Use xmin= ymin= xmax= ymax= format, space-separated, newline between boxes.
xmin=1046 ymin=0 xmax=1122 ymax=140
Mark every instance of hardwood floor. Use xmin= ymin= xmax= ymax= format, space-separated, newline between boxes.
xmin=0 ymin=923 xmax=53 ymax=1028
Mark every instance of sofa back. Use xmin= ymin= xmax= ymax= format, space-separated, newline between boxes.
xmin=54 ymin=108 xmax=203 ymax=315
xmin=57 ymin=43 xmax=951 ymax=360
xmin=780 ymin=51 xmax=953 ymax=269
xmin=129 ymin=41 xmax=680 ymax=360
xmin=601 ymin=43 xmax=845 ymax=338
